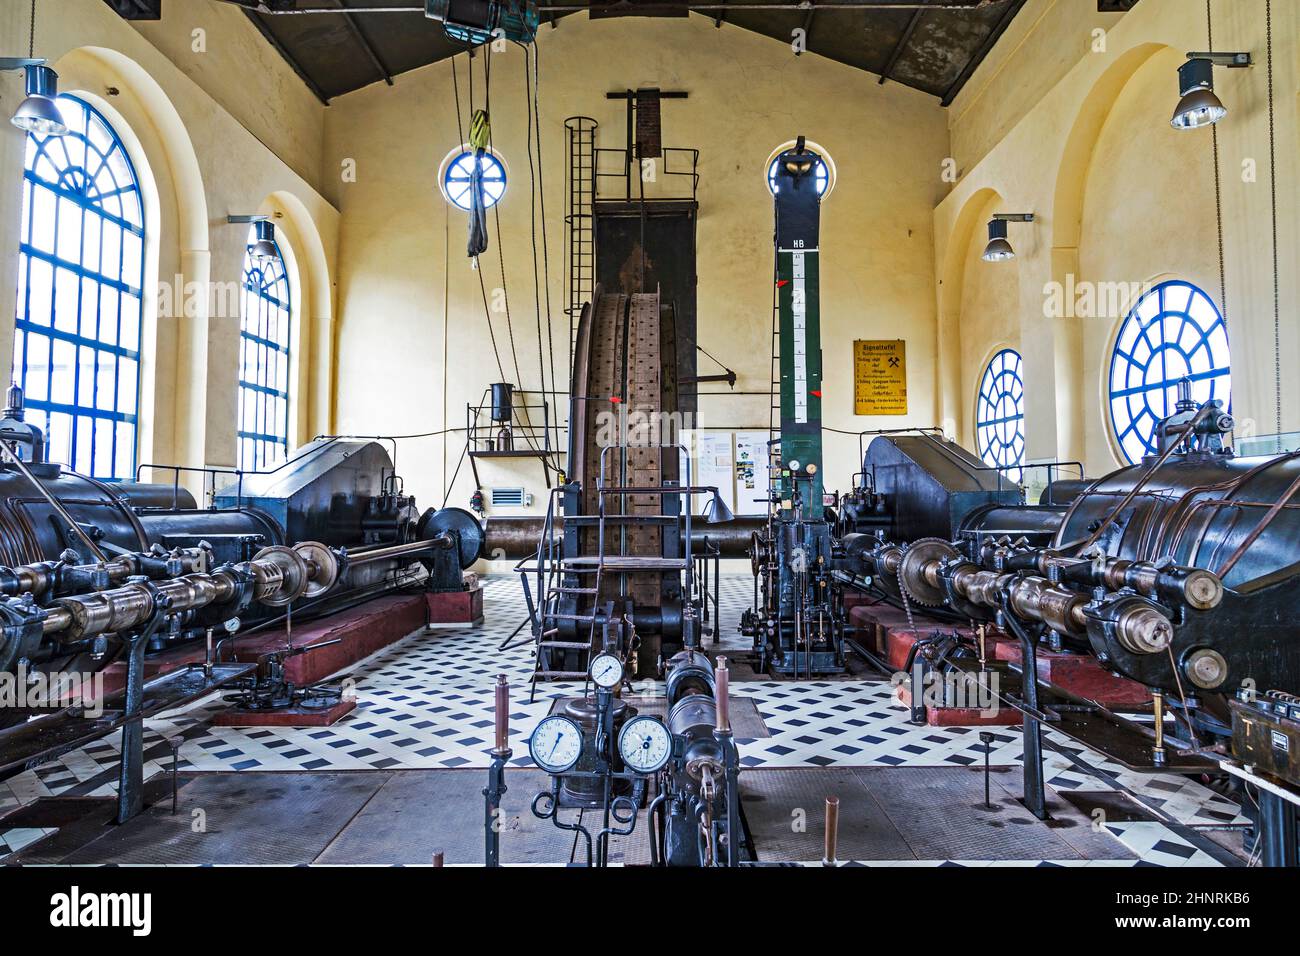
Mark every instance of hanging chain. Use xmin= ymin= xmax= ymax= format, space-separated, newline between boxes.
xmin=29 ymin=0 xmax=37 ymax=58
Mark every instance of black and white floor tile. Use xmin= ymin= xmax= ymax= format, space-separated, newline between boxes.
xmin=1 ymin=574 xmax=1244 ymax=866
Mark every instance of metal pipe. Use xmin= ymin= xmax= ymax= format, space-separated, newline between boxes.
xmin=346 ymin=537 xmax=450 ymax=566
xmin=823 ymin=796 xmax=839 ymax=866
xmin=43 ymin=543 xmax=335 ymax=642
xmin=714 ymin=655 xmax=730 ymax=732
xmin=484 ymin=514 xmax=764 ymax=560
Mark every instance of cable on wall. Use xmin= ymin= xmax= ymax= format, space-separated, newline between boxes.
xmin=1206 ymin=1 xmax=1228 ymax=353
xmin=1264 ymin=0 xmax=1281 ymax=447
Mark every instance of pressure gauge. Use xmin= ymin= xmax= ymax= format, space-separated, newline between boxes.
xmin=590 ymin=652 xmax=624 ymax=690
xmin=618 ymin=716 xmax=672 ymax=775
xmin=528 ymin=715 xmax=583 ymax=774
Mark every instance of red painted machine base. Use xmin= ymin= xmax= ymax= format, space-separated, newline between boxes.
xmin=95 ymin=586 xmax=484 ymax=725
xmin=426 ymin=587 xmax=484 ymax=625
xmin=893 ymin=683 xmax=1022 ymax=727
xmin=849 ymin=599 xmax=1149 ymax=721
xmin=213 ymin=697 xmax=357 ymax=727
xmin=995 ymin=641 xmax=1151 ymax=707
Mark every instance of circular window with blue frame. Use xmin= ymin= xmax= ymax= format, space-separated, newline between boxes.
xmin=1108 ymin=280 xmax=1231 ymax=465
xmin=441 ymin=148 xmax=507 ymax=211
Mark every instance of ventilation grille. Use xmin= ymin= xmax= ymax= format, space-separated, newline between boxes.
xmin=490 ymin=487 xmax=529 ymax=508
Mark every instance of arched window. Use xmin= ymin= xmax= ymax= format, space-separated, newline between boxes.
xmin=1108 ymin=280 xmax=1230 ymax=464
xmin=975 ymin=348 xmax=1025 ymax=482
xmin=238 ymin=226 xmax=291 ymax=471
xmin=11 ymin=95 xmax=144 ymax=478
xmin=441 ymin=148 xmax=506 ymax=211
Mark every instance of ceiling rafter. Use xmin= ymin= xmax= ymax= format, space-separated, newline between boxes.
xmin=213 ymin=0 xmax=1029 ymax=103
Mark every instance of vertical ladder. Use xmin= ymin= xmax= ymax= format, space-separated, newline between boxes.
xmin=564 ymin=116 xmax=597 ymax=379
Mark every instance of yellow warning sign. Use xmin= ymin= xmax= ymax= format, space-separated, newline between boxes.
xmin=854 ymin=340 xmax=907 ymax=415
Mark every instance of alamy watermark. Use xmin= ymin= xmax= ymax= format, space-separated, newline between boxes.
xmin=0 ymin=663 xmax=104 ymax=719
xmin=595 ymin=407 xmax=694 ymax=449
xmin=156 ymin=275 xmax=245 ymax=321
xmin=892 ymin=667 xmax=1002 ymax=718
xmin=1042 ymin=275 xmax=1152 ymax=321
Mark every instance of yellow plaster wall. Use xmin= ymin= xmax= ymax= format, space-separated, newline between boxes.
xmin=128 ymin=0 xmax=327 ymax=193
xmin=946 ymin=0 xmax=1126 ymax=174
xmin=325 ymin=14 xmax=950 ymax=517
xmin=956 ymin=190 xmax=1020 ymax=447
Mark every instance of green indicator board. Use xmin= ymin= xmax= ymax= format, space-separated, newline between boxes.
xmin=777 ymin=246 xmax=824 ymax=509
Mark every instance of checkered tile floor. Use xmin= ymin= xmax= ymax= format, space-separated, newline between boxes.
xmin=0 ymin=574 xmax=1246 ymax=865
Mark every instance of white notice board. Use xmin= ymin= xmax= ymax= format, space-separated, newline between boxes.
xmin=680 ymin=431 xmax=735 ymax=517
xmin=734 ymin=431 xmax=772 ymax=515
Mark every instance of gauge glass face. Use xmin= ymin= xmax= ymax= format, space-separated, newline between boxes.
xmin=590 ymin=653 xmax=623 ymax=689
xmin=529 ymin=716 xmax=583 ymax=774
xmin=619 ymin=716 xmax=672 ymax=774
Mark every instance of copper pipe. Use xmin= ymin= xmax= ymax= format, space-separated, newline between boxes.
xmin=493 ymin=674 xmax=509 ymax=753
xmin=823 ymin=796 xmax=840 ymax=866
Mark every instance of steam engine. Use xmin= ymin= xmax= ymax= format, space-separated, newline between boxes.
xmin=823 ymin=385 xmax=1298 ymax=755
xmin=0 ymin=387 xmax=482 ymax=690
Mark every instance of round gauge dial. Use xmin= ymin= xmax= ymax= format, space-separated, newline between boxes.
xmin=590 ymin=652 xmax=624 ymax=689
xmin=528 ymin=715 xmax=583 ymax=774
xmin=618 ymin=716 xmax=672 ymax=775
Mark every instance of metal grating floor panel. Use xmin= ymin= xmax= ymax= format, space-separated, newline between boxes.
xmin=316 ymin=769 xmax=653 ymax=866
xmin=741 ymin=768 xmax=913 ymax=862
xmin=63 ymin=772 xmax=389 ymax=865
xmin=855 ymin=767 xmax=1136 ymax=861
xmin=740 ymin=767 xmax=1136 ymax=862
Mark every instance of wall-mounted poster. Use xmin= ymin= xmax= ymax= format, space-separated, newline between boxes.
xmin=854 ymin=340 xmax=907 ymax=415
xmin=734 ymin=431 xmax=772 ymax=515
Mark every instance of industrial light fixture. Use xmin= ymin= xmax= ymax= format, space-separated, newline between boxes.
xmin=982 ymin=214 xmax=1034 ymax=263
xmin=702 ymin=489 xmax=735 ymax=525
xmin=1171 ymin=52 xmax=1251 ymax=131
xmin=3 ymin=60 xmax=67 ymax=136
xmin=228 ymin=215 xmax=281 ymax=265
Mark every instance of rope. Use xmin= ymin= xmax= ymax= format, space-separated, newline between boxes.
xmin=452 ymin=54 xmax=508 ymax=383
